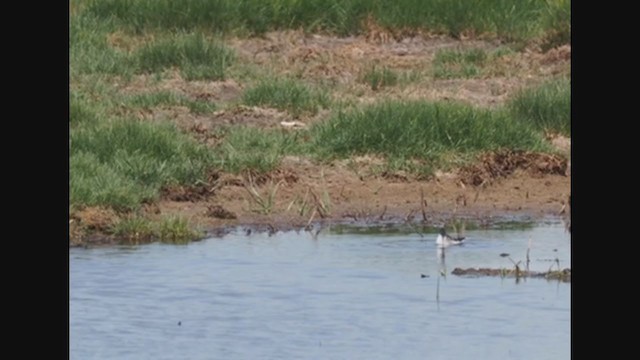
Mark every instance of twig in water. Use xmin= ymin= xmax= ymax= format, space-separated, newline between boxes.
xmin=306 ymin=208 xmax=317 ymax=230
xmin=526 ymin=236 xmax=532 ymax=273
xmin=507 ymin=257 xmax=523 ymax=280
xmin=267 ymin=223 xmax=277 ymax=236
xmin=405 ymin=209 xmax=416 ymax=223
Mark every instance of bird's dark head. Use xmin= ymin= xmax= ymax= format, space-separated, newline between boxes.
xmin=439 ymin=227 xmax=447 ymax=236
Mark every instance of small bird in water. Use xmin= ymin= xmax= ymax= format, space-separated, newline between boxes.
xmin=436 ymin=227 xmax=465 ymax=247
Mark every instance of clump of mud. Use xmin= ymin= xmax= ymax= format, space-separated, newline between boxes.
xmin=458 ymin=150 xmax=567 ymax=187
xmin=206 ymin=205 xmax=237 ymax=219
xmin=160 ymin=171 xmax=220 ymax=201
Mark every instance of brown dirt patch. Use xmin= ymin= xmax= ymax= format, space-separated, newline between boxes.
xmin=119 ymin=72 xmax=244 ymax=104
xmin=70 ymin=207 xmax=120 ymax=246
xmin=210 ymin=105 xmax=292 ymax=128
xmin=71 ymin=206 xmax=119 ymax=232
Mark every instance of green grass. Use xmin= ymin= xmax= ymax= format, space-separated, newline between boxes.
xmin=214 ymin=127 xmax=306 ymax=173
xmin=70 ymin=151 xmax=158 ymax=211
xmin=242 ymin=78 xmax=330 ymax=116
xmin=134 ymin=33 xmax=235 ymax=80
xmin=432 ymin=47 xmax=517 ymax=79
xmin=433 ymin=48 xmax=487 ymax=79
xmin=359 ymin=66 xmax=399 ymax=90
xmin=70 ymin=91 xmax=102 ymax=127
xmin=110 ymin=215 xmax=155 ymax=242
xmin=540 ymin=0 xmax=571 ymax=51
xmin=312 ymin=100 xmax=549 ymax=161
xmin=70 ymin=14 xmax=235 ymax=80
xmin=508 ymin=77 xmax=570 ymax=136
xmin=82 ymin=0 xmax=568 ymax=44
xmin=70 ymin=14 xmax=131 ymax=77
xmin=70 ymin=120 xmax=213 ymax=211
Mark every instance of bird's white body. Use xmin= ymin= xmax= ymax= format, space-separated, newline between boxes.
xmin=436 ymin=229 xmax=465 ymax=247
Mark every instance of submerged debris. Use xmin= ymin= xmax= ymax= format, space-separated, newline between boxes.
xmin=452 ymin=267 xmax=570 ymax=282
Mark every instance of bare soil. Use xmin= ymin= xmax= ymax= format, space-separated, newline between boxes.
xmin=70 ymin=31 xmax=571 ymax=246
xmin=151 ymin=152 xmax=570 ymax=230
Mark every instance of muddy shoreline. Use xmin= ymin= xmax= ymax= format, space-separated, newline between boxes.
xmin=70 ymin=168 xmax=570 ymax=248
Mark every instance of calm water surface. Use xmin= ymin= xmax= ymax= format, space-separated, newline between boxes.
xmin=70 ymin=221 xmax=570 ymax=360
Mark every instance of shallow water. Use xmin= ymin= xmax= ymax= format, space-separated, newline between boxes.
xmin=70 ymin=221 xmax=570 ymax=360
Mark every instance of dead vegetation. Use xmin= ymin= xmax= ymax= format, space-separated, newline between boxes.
xmin=457 ymin=150 xmax=567 ymax=187
xmin=452 ymin=267 xmax=571 ymax=282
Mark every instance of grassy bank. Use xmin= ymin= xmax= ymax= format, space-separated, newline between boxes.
xmin=70 ymin=1 xmax=570 ymax=244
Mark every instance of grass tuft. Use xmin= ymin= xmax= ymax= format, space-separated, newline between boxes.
xmin=157 ymin=216 xmax=202 ymax=244
xmin=110 ymin=215 xmax=155 ymax=243
xmin=312 ymin=100 xmax=549 ymax=160
xmin=134 ymin=33 xmax=235 ymax=80
xmin=242 ymin=78 xmax=329 ymax=116
xmin=540 ymin=0 xmax=571 ymax=51
xmin=110 ymin=215 xmax=202 ymax=244
xmin=508 ymin=77 xmax=570 ymax=136
xmin=215 ymin=127 xmax=306 ymax=174
xmin=433 ymin=48 xmax=488 ymax=79
xmin=359 ymin=66 xmax=399 ymax=90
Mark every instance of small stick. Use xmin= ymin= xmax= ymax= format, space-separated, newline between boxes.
xmin=378 ymin=205 xmax=387 ymax=221
xmin=420 ymin=188 xmax=428 ymax=223
xmin=526 ymin=236 xmax=532 ymax=273
xmin=306 ymin=208 xmax=317 ymax=229
xmin=405 ymin=209 xmax=416 ymax=223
